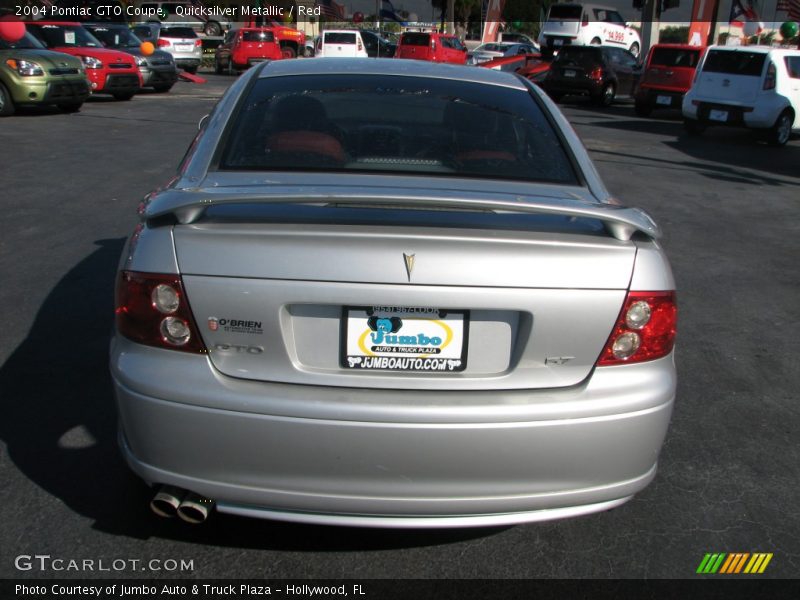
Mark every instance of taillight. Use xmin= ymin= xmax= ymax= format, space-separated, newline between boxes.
xmin=358 ymin=40 xmax=363 ymax=52
xmin=195 ymin=39 xmax=202 ymax=47
xmin=157 ymin=39 xmax=170 ymax=47
xmin=589 ymin=66 xmax=604 ymax=81
xmin=115 ymin=271 xmax=206 ymax=353
xmin=581 ymin=16 xmax=589 ymax=27
xmin=597 ymin=291 xmax=677 ymax=366
xmin=763 ymin=61 xmax=776 ymax=90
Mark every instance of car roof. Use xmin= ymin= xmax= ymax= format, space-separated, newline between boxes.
xmin=651 ymin=43 xmax=704 ymax=50
xmin=705 ymin=45 xmax=798 ymax=55
xmin=258 ymin=58 xmax=529 ymax=90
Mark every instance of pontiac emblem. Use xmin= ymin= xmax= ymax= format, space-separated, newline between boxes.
xmin=403 ymin=253 xmax=415 ymax=282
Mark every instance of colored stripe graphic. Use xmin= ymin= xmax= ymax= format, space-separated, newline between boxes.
xmin=697 ymin=553 xmax=726 ymax=574
xmin=744 ymin=553 xmax=773 ymax=574
xmin=698 ymin=553 xmax=773 ymax=574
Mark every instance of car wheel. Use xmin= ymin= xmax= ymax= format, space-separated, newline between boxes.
xmin=152 ymin=84 xmax=173 ymax=93
xmin=548 ymin=91 xmax=563 ymax=103
xmin=0 ymin=82 xmax=14 ymax=117
xmin=227 ymin=60 xmax=237 ymax=76
xmin=281 ymin=45 xmax=296 ymax=59
xmin=683 ymin=118 xmax=705 ymax=136
xmin=183 ymin=65 xmax=198 ymax=74
xmin=214 ymin=58 xmax=223 ymax=74
xmin=57 ymin=101 xmax=83 ymax=113
xmin=629 ymin=42 xmax=640 ymax=58
xmin=204 ymin=22 xmax=221 ymax=37
xmin=590 ymin=37 xmax=602 ymax=45
xmin=113 ymin=92 xmax=135 ymax=101
xmin=595 ymin=82 xmax=615 ymax=107
xmin=634 ymin=100 xmax=652 ymax=117
xmin=767 ymin=110 xmax=793 ymax=146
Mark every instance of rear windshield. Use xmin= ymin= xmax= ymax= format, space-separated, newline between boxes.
xmin=160 ymin=27 xmax=198 ymax=39
xmin=324 ymin=32 xmax=356 ymax=44
xmin=220 ymin=74 xmax=578 ymax=185
xmin=28 ymin=24 xmax=103 ymax=48
xmin=549 ymin=5 xmax=583 ymax=19
xmin=702 ymin=50 xmax=766 ymax=76
xmin=242 ymin=30 xmax=275 ymax=42
xmin=650 ymin=47 xmax=701 ymax=68
xmin=401 ymin=33 xmax=431 ymax=46
xmin=553 ymin=46 xmax=601 ymax=66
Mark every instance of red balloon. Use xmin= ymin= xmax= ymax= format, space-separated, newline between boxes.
xmin=0 ymin=17 xmax=26 ymax=43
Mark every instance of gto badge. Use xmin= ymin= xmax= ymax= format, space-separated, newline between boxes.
xmin=403 ymin=253 xmax=415 ymax=282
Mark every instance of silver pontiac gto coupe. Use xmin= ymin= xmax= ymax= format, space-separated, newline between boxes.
xmin=111 ymin=59 xmax=677 ymax=527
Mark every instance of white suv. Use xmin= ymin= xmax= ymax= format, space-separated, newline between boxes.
xmin=538 ymin=3 xmax=641 ymax=58
xmin=682 ymin=46 xmax=800 ymax=146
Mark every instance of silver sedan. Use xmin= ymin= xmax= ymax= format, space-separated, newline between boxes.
xmin=111 ymin=58 xmax=677 ymax=528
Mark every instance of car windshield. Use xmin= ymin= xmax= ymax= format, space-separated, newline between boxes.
xmin=0 ymin=32 xmax=46 ymax=50
xmin=29 ymin=24 xmax=103 ymax=48
xmin=87 ymin=26 xmax=141 ymax=49
xmin=160 ymin=27 xmax=197 ymax=39
xmin=702 ymin=50 xmax=766 ymax=77
xmin=650 ymin=47 xmax=700 ymax=68
xmin=401 ymin=33 xmax=431 ymax=46
xmin=242 ymin=30 xmax=275 ymax=42
xmin=220 ymin=74 xmax=578 ymax=185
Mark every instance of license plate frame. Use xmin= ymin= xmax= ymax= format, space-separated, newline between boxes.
xmin=656 ymin=95 xmax=672 ymax=106
xmin=341 ymin=306 xmax=469 ymax=372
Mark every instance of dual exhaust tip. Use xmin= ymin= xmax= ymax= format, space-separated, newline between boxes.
xmin=150 ymin=485 xmax=214 ymax=524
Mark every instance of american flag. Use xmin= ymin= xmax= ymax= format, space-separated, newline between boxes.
xmin=777 ymin=0 xmax=800 ymax=20
xmin=317 ymin=0 xmax=345 ymax=20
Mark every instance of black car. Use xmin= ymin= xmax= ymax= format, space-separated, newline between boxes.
xmin=360 ymin=31 xmax=397 ymax=58
xmin=84 ymin=24 xmax=178 ymax=93
xmin=543 ymin=46 xmax=641 ymax=106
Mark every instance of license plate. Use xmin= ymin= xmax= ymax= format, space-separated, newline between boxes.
xmin=342 ymin=306 xmax=468 ymax=372
xmin=564 ymin=69 xmax=576 ymax=77
xmin=656 ymin=95 xmax=672 ymax=106
xmin=553 ymin=39 xmax=563 ymax=47
xmin=175 ymin=44 xmax=192 ymax=51
xmin=709 ymin=109 xmax=728 ymax=122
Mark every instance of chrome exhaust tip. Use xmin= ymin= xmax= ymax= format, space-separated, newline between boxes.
xmin=177 ymin=492 xmax=214 ymax=524
xmin=150 ymin=485 xmax=186 ymax=518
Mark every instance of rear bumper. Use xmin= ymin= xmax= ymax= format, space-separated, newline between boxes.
xmin=635 ymin=86 xmax=685 ymax=108
xmin=111 ymin=336 xmax=676 ymax=527
xmin=682 ymin=96 xmax=789 ymax=129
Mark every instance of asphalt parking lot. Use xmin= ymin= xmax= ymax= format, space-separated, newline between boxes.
xmin=0 ymin=72 xmax=798 ymax=581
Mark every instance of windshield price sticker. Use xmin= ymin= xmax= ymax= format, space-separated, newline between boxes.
xmin=342 ymin=307 xmax=468 ymax=372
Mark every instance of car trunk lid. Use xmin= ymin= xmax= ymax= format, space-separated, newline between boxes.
xmin=163 ymin=192 xmax=644 ymax=391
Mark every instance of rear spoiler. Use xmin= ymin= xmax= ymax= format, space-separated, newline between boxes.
xmin=143 ymin=188 xmax=660 ymax=242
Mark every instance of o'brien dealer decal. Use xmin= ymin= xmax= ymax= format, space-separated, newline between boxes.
xmin=342 ymin=306 xmax=468 ymax=372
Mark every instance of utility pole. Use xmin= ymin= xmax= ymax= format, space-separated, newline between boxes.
xmin=639 ymin=0 xmax=659 ymax=60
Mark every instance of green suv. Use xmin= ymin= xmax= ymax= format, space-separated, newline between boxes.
xmin=0 ymin=32 xmax=90 ymax=116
